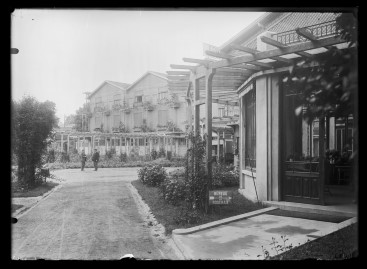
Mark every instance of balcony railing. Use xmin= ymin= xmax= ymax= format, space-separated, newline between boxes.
xmin=274 ymin=20 xmax=339 ymax=46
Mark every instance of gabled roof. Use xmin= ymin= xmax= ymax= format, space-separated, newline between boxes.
xmin=125 ymin=71 xmax=168 ymax=92
xmin=220 ymin=12 xmax=284 ymax=52
xmin=87 ymin=80 xmax=131 ymax=99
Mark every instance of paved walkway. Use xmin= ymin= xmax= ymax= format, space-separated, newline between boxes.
xmin=172 ymin=208 xmax=357 ymax=260
xmin=12 ymin=168 xmax=182 ymax=260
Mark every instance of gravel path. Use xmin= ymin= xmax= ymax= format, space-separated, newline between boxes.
xmin=11 ymin=168 xmax=183 ymax=260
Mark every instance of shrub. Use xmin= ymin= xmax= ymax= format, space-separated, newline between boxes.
xmin=160 ymin=178 xmax=186 ymax=205
xmin=212 ymin=163 xmax=239 ymax=187
xmin=166 ymin=151 xmax=172 ymax=161
xmin=158 ymin=147 xmax=166 ymax=158
xmin=173 ymin=208 xmax=202 ymax=225
xmin=61 ymin=152 xmax=70 ymax=163
xmin=46 ymin=149 xmax=56 ymax=163
xmin=105 ymin=149 xmax=115 ymax=160
xmin=151 ymin=148 xmax=158 ymax=160
xmin=138 ymin=165 xmax=167 ymax=187
xmin=120 ymin=152 xmax=127 ymax=162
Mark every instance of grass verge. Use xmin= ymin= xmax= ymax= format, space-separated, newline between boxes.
xmin=11 ymin=204 xmax=23 ymax=213
xmin=12 ymin=181 xmax=59 ymax=198
xmin=270 ymin=223 xmax=358 ymax=260
xmin=131 ymin=180 xmax=264 ymax=235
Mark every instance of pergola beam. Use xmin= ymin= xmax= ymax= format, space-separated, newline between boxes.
xmin=210 ymin=36 xmax=344 ymax=69
xmin=295 ymin=27 xmax=318 ymax=41
xmin=296 ymin=51 xmax=314 ymax=58
xmin=183 ymin=57 xmax=212 ymax=67
xmin=229 ymin=63 xmax=262 ymax=71
xmin=230 ymin=43 xmax=293 ymax=63
xmin=167 ymin=75 xmax=190 ymax=81
xmin=167 ymin=71 xmax=191 ymax=75
xmin=205 ymin=50 xmax=233 ymax=59
xmin=260 ymin=36 xmax=288 ymax=49
xmin=248 ymin=61 xmax=274 ymax=68
xmin=170 ymin=64 xmax=197 ymax=71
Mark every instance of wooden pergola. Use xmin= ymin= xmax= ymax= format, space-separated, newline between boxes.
xmin=167 ymin=22 xmax=349 ymax=188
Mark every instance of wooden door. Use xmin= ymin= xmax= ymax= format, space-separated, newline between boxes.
xmin=281 ymin=81 xmax=325 ymax=205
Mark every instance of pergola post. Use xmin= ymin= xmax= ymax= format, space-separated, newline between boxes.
xmin=61 ymin=134 xmax=64 ymax=152
xmin=319 ymin=116 xmax=326 ymax=205
xmin=205 ymin=68 xmax=215 ymax=212
xmin=125 ymin=137 xmax=127 ymax=155
xmin=83 ymin=136 xmax=85 ymax=153
xmin=193 ymin=78 xmax=200 ymax=136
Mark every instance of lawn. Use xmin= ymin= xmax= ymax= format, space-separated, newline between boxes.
xmin=11 ymin=204 xmax=23 ymax=213
xmin=270 ymin=223 xmax=358 ymax=260
xmin=12 ymin=181 xmax=59 ymax=198
xmin=131 ymin=180 xmax=264 ymax=235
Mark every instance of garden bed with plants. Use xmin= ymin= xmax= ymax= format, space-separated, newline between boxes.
xmin=44 ymin=149 xmax=185 ymax=170
xmin=132 ymin=133 xmax=264 ymax=235
xmin=270 ymin=223 xmax=358 ymax=260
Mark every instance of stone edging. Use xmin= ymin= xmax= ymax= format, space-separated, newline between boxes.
xmin=13 ymin=184 xmax=63 ymax=219
xmin=306 ymin=216 xmax=358 ymax=239
xmin=127 ymin=182 xmax=186 ymax=260
xmin=172 ymin=206 xmax=278 ymax=235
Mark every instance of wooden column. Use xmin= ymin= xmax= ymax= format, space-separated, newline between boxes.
xmin=204 ymin=68 xmax=215 ymax=213
xmin=125 ymin=137 xmax=127 ymax=155
xmin=67 ymin=135 xmax=70 ymax=153
xmin=217 ymin=132 xmax=220 ymax=163
xmin=223 ymin=131 xmax=226 ymax=159
xmin=120 ymin=136 xmax=122 ymax=154
xmin=175 ymin=138 xmax=179 ymax=156
xmin=164 ymin=136 xmax=168 ymax=156
xmin=60 ymin=134 xmax=63 ymax=152
xmin=193 ymin=78 xmax=200 ymax=136
xmin=83 ymin=136 xmax=85 ymax=153
xmin=205 ymin=69 xmax=215 ymax=179
xmin=319 ymin=116 xmax=326 ymax=205
xmin=187 ymin=94 xmax=193 ymax=133
xmin=149 ymin=137 xmax=152 ymax=155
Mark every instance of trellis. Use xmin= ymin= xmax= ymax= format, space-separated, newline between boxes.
xmin=167 ymin=20 xmax=348 ymax=191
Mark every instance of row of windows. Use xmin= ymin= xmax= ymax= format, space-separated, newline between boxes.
xmin=94 ymin=92 xmax=170 ymax=106
xmin=93 ymin=137 xmax=186 ymax=147
xmin=94 ymin=110 xmax=169 ymax=128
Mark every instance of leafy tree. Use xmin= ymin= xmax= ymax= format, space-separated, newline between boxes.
xmin=282 ymin=12 xmax=357 ymax=123
xmin=12 ymin=96 xmax=59 ymax=188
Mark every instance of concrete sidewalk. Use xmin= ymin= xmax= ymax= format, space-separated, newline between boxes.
xmin=172 ymin=207 xmax=357 ymax=260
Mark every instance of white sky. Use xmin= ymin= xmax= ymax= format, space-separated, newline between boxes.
xmin=11 ymin=9 xmax=264 ymax=123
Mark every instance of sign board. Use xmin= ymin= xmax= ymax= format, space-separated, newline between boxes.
xmin=209 ymin=190 xmax=233 ymax=205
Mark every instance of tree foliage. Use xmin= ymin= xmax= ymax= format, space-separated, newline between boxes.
xmin=12 ymin=96 xmax=58 ymax=187
xmin=282 ymin=12 xmax=357 ymax=123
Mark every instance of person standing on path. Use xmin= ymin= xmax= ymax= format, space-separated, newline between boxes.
xmin=80 ymin=150 xmax=87 ymax=171
xmin=92 ymin=149 xmax=100 ymax=171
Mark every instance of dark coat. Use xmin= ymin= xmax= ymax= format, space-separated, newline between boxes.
xmin=81 ymin=153 xmax=87 ymax=162
xmin=92 ymin=151 xmax=100 ymax=162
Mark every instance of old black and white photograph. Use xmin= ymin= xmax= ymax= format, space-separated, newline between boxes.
xmin=11 ymin=8 xmax=358 ymax=260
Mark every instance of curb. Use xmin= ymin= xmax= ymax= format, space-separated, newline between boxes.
xmin=306 ymin=216 xmax=357 ymax=239
xmin=127 ymin=182 xmax=186 ymax=260
xmin=13 ymin=183 xmax=63 ymax=219
xmin=262 ymin=201 xmax=357 ymax=218
xmin=172 ymin=207 xmax=278 ymax=235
